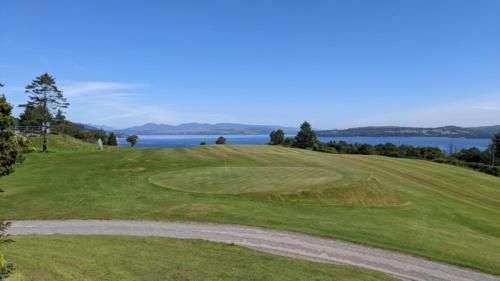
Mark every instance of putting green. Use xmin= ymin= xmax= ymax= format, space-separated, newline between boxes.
xmin=149 ymin=166 xmax=343 ymax=194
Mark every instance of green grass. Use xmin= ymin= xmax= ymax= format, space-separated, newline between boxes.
xmin=4 ymin=235 xmax=395 ymax=281
xmin=150 ymin=166 xmax=343 ymax=194
xmin=28 ymin=134 xmax=96 ymax=152
xmin=1 ymin=135 xmax=500 ymax=275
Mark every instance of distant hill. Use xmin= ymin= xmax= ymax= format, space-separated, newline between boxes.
xmin=78 ymin=123 xmax=116 ymax=131
xmin=114 ymin=123 xmax=298 ymax=135
xmin=317 ymin=125 xmax=500 ymax=139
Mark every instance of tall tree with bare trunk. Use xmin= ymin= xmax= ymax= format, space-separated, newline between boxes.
xmin=22 ymin=73 xmax=68 ymax=152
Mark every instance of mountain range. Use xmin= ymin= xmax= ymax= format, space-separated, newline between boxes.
xmin=83 ymin=122 xmax=500 ymax=138
xmin=109 ymin=123 xmax=298 ymax=135
xmin=316 ymin=125 xmax=500 ymax=139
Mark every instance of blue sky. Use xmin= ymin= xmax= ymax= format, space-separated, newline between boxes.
xmin=1 ymin=0 xmax=499 ymax=129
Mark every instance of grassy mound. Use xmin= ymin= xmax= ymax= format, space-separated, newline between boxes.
xmin=1 ymin=142 xmax=500 ymax=274
xmin=150 ymin=166 xmax=343 ymax=194
xmin=28 ymin=134 xmax=96 ymax=152
xmin=4 ymin=236 xmax=395 ymax=281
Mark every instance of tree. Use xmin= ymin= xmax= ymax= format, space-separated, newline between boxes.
xmin=90 ymin=129 xmax=107 ymax=144
xmin=18 ymin=103 xmax=49 ymax=128
xmin=0 ymin=93 xmax=24 ymax=180
xmin=492 ymin=133 xmax=500 ymax=165
xmin=455 ymin=147 xmax=483 ymax=163
xmin=106 ymin=132 xmax=118 ymax=146
xmin=23 ymin=73 xmax=69 ymax=152
xmin=293 ymin=121 xmax=317 ymax=149
xmin=269 ymin=129 xmax=285 ymax=145
xmin=357 ymin=144 xmax=374 ymax=155
xmin=126 ymin=135 xmax=138 ymax=147
xmin=0 ymin=84 xmax=22 ymax=279
xmin=54 ymin=109 xmax=66 ymax=125
xmin=215 ymin=136 xmax=226 ymax=144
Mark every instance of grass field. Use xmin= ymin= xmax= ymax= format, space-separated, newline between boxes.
xmin=1 ymin=135 xmax=500 ymax=275
xmin=4 ymin=235 xmax=394 ymax=281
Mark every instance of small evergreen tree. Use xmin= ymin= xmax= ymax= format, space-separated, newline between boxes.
xmin=215 ymin=136 xmax=226 ymax=144
xmin=293 ymin=121 xmax=317 ymax=149
xmin=107 ymin=132 xmax=118 ymax=146
xmin=23 ymin=73 xmax=69 ymax=152
xmin=126 ymin=135 xmax=138 ymax=147
xmin=0 ymin=93 xmax=24 ymax=179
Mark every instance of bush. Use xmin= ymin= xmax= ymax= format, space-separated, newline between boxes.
xmin=0 ymin=221 xmax=14 ymax=280
xmin=15 ymin=135 xmax=35 ymax=153
xmin=434 ymin=158 xmax=500 ymax=176
xmin=215 ymin=136 xmax=226 ymax=145
xmin=312 ymin=142 xmax=337 ymax=153
xmin=199 ymin=141 xmax=207 ymax=145
xmin=282 ymin=137 xmax=295 ymax=146
xmin=0 ymin=261 xmax=14 ymax=280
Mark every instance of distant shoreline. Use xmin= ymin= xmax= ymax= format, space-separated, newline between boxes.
xmin=116 ymin=135 xmax=491 ymax=152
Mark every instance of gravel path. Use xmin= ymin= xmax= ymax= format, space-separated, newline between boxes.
xmin=8 ymin=220 xmax=500 ymax=281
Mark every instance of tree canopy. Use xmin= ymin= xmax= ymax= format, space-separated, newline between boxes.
xmin=215 ymin=136 xmax=226 ymax=145
xmin=107 ymin=132 xmax=118 ymax=146
xmin=0 ymin=93 xmax=24 ymax=178
xmin=126 ymin=135 xmax=138 ymax=147
xmin=269 ymin=129 xmax=285 ymax=145
xmin=293 ymin=121 xmax=317 ymax=148
xmin=23 ymin=73 xmax=69 ymax=152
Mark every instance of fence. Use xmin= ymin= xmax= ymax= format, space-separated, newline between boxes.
xmin=14 ymin=126 xmax=43 ymax=136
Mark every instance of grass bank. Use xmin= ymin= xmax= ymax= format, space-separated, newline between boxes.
xmin=4 ymin=235 xmax=394 ymax=281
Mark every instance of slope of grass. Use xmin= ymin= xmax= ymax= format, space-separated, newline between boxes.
xmin=28 ymin=134 xmax=96 ymax=152
xmin=1 ymin=138 xmax=500 ymax=274
xmin=4 ymin=236 xmax=394 ymax=281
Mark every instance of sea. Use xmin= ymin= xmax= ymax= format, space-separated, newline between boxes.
xmin=117 ymin=135 xmax=492 ymax=153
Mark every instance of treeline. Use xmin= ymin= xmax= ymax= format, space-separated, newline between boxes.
xmin=15 ymin=73 xmax=118 ymax=150
xmin=269 ymin=121 xmax=500 ymax=177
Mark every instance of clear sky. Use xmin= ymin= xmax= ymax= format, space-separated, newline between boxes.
xmin=1 ymin=0 xmax=499 ymax=129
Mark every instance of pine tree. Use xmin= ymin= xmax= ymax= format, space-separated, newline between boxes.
xmin=107 ymin=132 xmax=118 ymax=146
xmin=23 ymin=73 xmax=69 ymax=152
xmin=293 ymin=121 xmax=317 ymax=148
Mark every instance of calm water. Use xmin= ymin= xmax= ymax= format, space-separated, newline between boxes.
xmin=118 ymin=135 xmax=491 ymax=153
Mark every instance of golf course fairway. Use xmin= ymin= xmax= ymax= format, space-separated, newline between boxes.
xmin=1 ymin=135 xmax=499 ymax=275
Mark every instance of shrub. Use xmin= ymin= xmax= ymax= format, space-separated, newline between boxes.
xmin=0 ymin=260 xmax=14 ymax=280
xmin=434 ymin=158 xmax=500 ymax=176
xmin=282 ymin=137 xmax=295 ymax=146
xmin=215 ymin=136 xmax=226 ymax=145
